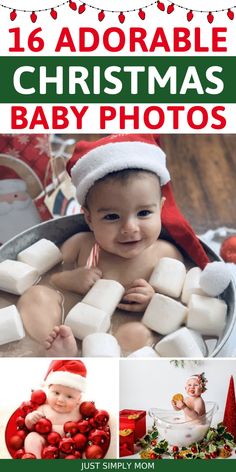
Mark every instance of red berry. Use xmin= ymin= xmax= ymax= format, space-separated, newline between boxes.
xmin=224 ymin=445 xmax=231 ymax=451
xmin=205 ymin=454 xmax=211 ymax=459
xmin=21 ymin=453 xmax=36 ymax=459
xmin=157 ymin=455 xmax=163 ymax=459
xmin=31 ymin=390 xmax=47 ymax=405
xmin=79 ymin=401 xmax=97 ymax=418
xmin=85 ymin=444 xmax=104 ymax=459
xmin=47 ymin=432 xmax=62 ymax=446
xmin=35 ymin=418 xmax=52 ymax=434
xmin=172 ymin=446 xmax=179 ymax=452
xmin=150 ymin=452 xmax=157 ymax=459
xmin=73 ymin=433 xmax=87 ymax=450
xmin=151 ymin=439 xmax=157 ymax=446
xmin=64 ymin=421 xmax=78 ymax=436
xmin=191 ymin=446 xmax=197 ymax=453
xmin=210 ymin=451 xmax=218 ymax=458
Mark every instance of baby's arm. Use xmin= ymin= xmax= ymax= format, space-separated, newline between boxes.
xmin=25 ymin=406 xmax=45 ymax=429
xmin=182 ymin=397 xmax=205 ymax=419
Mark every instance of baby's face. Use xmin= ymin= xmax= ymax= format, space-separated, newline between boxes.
xmin=47 ymin=384 xmax=81 ymax=413
xmin=185 ymin=378 xmax=202 ymax=397
xmin=83 ymin=173 xmax=164 ymax=260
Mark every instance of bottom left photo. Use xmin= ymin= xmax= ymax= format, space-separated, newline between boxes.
xmin=0 ymin=358 xmax=119 ymax=459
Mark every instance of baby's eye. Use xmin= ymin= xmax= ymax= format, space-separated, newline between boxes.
xmin=103 ymin=213 xmax=119 ymax=221
xmin=137 ymin=210 xmax=152 ymax=217
xmin=67 ymin=395 xmax=73 ymax=399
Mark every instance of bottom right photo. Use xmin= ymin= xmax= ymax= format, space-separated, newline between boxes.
xmin=119 ymin=359 xmax=236 ymax=460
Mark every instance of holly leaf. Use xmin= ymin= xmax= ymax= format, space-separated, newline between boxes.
xmin=208 ymin=444 xmax=217 ymax=453
xmin=151 ymin=431 xmax=159 ymax=440
xmin=224 ymin=433 xmax=234 ymax=441
xmin=198 ymin=452 xmax=207 ymax=459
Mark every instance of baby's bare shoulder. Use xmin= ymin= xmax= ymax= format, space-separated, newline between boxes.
xmin=60 ymin=232 xmax=94 ymax=263
xmin=155 ymin=239 xmax=183 ymax=261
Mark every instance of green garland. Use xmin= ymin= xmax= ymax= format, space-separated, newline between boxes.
xmin=138 ymin=423 xmax=236 ymax=459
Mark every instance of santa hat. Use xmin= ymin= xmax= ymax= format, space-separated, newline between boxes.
xmin=67 ymin=134 xmax=231 ymax=296
xmin=187 ymin=372 xmax=208 ymax=392
xmin=43 ymin=360 xmax=87 ymax=392
xmin=0 ymin=166 xmax=26 ymax=195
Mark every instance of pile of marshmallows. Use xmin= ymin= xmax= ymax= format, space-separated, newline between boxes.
xmin=0 ymin=240 xmax=228 ymax=358
xmin=65 ymin=258 xmax=227 ymax=358
xmin=0 ymin=239 xmax=62 ymax=346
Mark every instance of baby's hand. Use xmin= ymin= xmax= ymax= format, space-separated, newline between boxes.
xmin=175 ymin=400 xmax=185 ymax=410
xmin=118 ymin=279 xmax=155 ymax=312
xmin=50 ymin=267 xmax=102 ymax=295
xmin=25 ymin=411 xmax=44 ymax=429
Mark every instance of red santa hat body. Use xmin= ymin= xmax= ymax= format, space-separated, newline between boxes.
xmin=44 ymin=360 xmax=87 ymax=392
xmin=67 ymin=134 xmax=231 ymax=295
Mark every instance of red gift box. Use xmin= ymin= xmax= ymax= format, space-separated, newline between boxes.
xmin=119 ymin=417 xmax=135 ymax=457
xmin=120 ymin=409 xmax=146 ymax=442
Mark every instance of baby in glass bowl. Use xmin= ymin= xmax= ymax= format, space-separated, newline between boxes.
xmin=171 ymin=373 xmax=207 ymax=421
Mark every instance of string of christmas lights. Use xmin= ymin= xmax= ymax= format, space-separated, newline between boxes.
xmin=0 ymin=1 xmax=236 ymax=23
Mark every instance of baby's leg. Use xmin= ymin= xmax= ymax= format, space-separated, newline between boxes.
xmin=24 ymin=432 xmax=46 ymax=459
xmin=17 ymin=286 xmax=63 ymax=343
xmin=45 ymin=325 xmax=79 ymax=357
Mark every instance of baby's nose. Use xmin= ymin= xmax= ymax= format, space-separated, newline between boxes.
xmin=121 ymin=218 xmax=139 ymax=234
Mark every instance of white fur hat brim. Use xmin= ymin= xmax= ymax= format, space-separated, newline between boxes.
xmin=44 ymin=370 xmax=86 ymax=392
xmin=71 ymin=141 xmax=170 ymax=205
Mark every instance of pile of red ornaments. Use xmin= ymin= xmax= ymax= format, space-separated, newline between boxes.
xmin=5 ymin=390 xmax=111 ymax=459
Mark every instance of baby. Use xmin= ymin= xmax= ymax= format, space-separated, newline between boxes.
xmin=24 ymin=360 xmax=86 ymax=459
xmin=17 ymin=134 xmax=213 ymax=357
xmin=172 ymin=373 xmax=207 ymax=421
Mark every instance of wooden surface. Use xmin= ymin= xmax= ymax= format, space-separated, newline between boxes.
xmin=65 ymin=134 xmax=236 ymax=234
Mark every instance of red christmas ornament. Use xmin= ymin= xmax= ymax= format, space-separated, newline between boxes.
xmin=21 ymin=453 xmax=36 ymax=459
xmin=14 ymin=449 xmax=25 ymax=459
xmin=77 ymin=419 xmax=91 ymax=433
xmin=118 ymin=12 xmax=125 ymax=24
xmin=167 ymin=4 xmax=174 ymax=14
xmin=64 ymin=421 xmax=79 ymax=436
xmin=98 ymin=10 xmax=105 ymax=22
xmin=88 ymin=429 xmax=109 ymax=447
xmin=10 ymin=9 xmax=17 ymax=21
xmin=19 ymin=401 xmax=34 ymax=417
xmin=69 ymin=1 xmax=77 ymax=10
xmin=16 ymin=430 xmax=27 ymax=440
xmin=207 ymin=12 xmax=214 ymax=24
xmin=73 ymin=433 xmax=87 ymax=450
xmin=50 ymin=9 xmax=58 ymax=20
xmin=223 ymin=376 xmax=236 ymax=440
xmin=78 ymin=4 xmax=86 ymax=14
xmin=65 ymin=455 xmax=77 ymax=459
xmin=16 ymin=416 xmax=25 ymax=429
xmin=138 ymin=9 xmax=145 ymax=21
xmin=85 ymin=444 xmax=103 ymax=459
xmin=42 ymin=445 xmax=59 ymax=459
xmin=47 ymin=432 xmax=62 ymax=446
xmin=30 ymin=12 xmax=37 ymax=23
xmin=94 ymin=410 xmax=109 ymax=426
xmin=157 ymin=1 xmax=165 ymax=12
xmin=9 ymin=435 xmax=24 ymax=450
xmin=220 ymin=235 xmax=236 ymax=263
xmin=35 ymin=418 xmax=52 ymax=434
xmin=59 ymin=437 xmax=75 ymax=454
xmin=187 ymin=10 xmax=194 ymax=22
xmin=79 ymin=401 xmax=97 ymax=418
xmin=31 ymin=390 xmax=47 ymax=406
xmin=227 ymin=9 xmax=234 ymax=20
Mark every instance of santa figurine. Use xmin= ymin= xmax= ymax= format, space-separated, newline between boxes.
xmin=0 ymin=166 xmax=41 ymax=245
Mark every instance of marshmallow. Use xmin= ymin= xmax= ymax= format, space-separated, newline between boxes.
xmin=128 ymin=346 xmax=160 ymax=358
xmin=181 ymin=267 xmax=207 ymax=304
xmin=149 ymin=257 xmax=186 ymax=298
xmin=187 ymin=294 xmax=227 ymax=337
xmin=82 ymin=333 xmax=121 ymax=357
xmin=142 ymin=294 xmax=187 ymax=335
xmin=17 ymin=239 xmax=62 ymax=275
xmin=0 ymin=260 xmax=39 ymax=295
xmin=154 ymin=327 xmax=207 ymax=357
xmin=82 ymin=279 xmax=125 ymax=317
xmin=0 ymin=305 xmax=25 ymax=345
xmin=65 ymin=302 xmax=110 ymax=340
